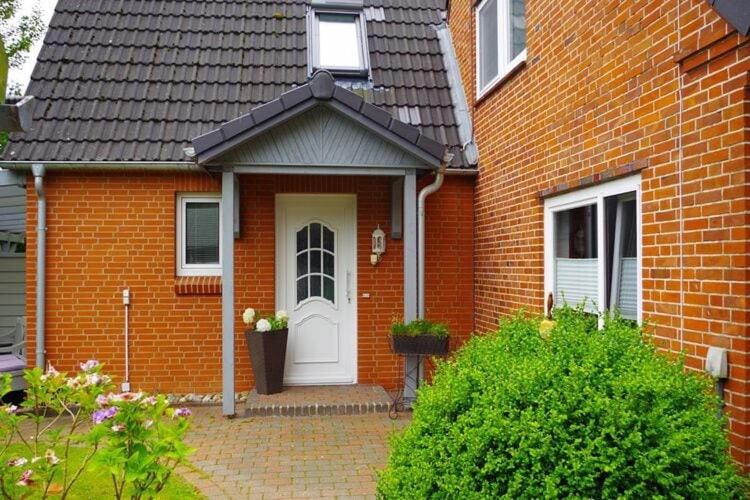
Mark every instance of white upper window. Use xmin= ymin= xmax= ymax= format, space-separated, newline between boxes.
xmin=309 ymin=8 xmax=369 ymax=76
xmin=476 ymin=0 xmax=527 ymax=98
xmin=544 ymin=176 xmax=642 ymax=322
xmin=176 ymin=194 xmax=222 ymax=276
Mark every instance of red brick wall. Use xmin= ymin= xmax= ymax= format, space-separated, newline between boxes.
xmin=449 ymin=0 xmax=749 ymax=464
xmin=24 ymin=172 xmax=474 ymax=395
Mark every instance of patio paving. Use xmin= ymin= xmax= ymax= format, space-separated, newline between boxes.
xmin=181 ymin=406 xmax=409 ymax=499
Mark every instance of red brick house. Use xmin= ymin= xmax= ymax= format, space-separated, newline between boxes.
xmin=1 ymin=0 xmax=749 ymax=468
xmin=447 ymin=0 xmax=749 ymax=465
xmin=0 ymin=0 xmax=475 ymax=413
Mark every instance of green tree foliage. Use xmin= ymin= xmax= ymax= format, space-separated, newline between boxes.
xmin=0 ymin=0 xmax=45 ymax=101
xmin=378 ymin=307 xmax=747 ymax=499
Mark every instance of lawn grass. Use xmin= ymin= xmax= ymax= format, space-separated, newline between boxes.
xmin=5 ymin=444 xmax=203 ymax=499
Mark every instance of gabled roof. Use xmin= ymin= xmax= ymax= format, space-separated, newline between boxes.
xmin=191 ymin=71 xmax=447 ymax=167
xmin=3 ymin=0 xmax=469 ymax=168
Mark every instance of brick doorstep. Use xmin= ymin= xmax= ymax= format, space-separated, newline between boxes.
xmin=243 ymin=385 xmax=393 ymax=417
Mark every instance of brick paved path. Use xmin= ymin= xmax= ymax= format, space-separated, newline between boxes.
xmin=180 ymin=406 xmax=409 ymax=499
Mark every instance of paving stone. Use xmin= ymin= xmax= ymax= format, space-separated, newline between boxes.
xmin=184 ymin=406 xmax=408 ymax=499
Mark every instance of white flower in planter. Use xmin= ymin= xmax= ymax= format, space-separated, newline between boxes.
xmin=242 ymin=308 xmax=256 ymax=325
xmin=276 ymin=310 xmax=288 ymax=322
xmin=256 ymin=318 xmax=272 ymax=332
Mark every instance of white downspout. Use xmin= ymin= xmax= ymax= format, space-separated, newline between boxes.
xmin=31 ymin=163 xmax=45 ymax=369
xmin=417 ymin=152 xmax=454 ymax=319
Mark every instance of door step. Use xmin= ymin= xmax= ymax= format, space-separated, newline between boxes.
xmin=243 ymin=384 xmax=392 ymax=417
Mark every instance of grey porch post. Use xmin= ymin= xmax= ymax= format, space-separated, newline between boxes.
xmin=403 ymin=170 xmax=418 ymax=401
xmin=221 ymin=169 xmax=235 ymax=416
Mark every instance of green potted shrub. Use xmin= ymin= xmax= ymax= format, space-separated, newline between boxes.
xmin=390 ymin=319 xmax=449 ymax=356
xmin=242 ymin=308 xmax=289 ymax=395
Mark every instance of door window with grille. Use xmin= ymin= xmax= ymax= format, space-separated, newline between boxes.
xmin=296 ymin=222 xmax=336 ymax=304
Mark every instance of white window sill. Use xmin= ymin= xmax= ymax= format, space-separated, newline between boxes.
xmin=477 ymin=49 xmax=527 ymax=101
xmin=176 ymin=267 xmax=222 ymax=277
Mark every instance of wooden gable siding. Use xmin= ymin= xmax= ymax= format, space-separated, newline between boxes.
xmin=217 ymin=107 xmax=427 ymax=169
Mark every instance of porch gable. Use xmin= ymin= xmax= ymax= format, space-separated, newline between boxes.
xmin=215 ymin=106 xmax=428 ymax=170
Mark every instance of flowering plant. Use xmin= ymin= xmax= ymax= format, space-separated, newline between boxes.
xmin=0 ymin=361 xmax=193 ymax=499
xmin=242 ymin=308 xmax=289 ymax=332
xmin=0 ymin=361 xmax=111 ymax=499
xmin=93 ymin=391 xmax=193 ymax=499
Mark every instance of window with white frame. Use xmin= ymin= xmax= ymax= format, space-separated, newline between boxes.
xmin=476 ymin=0 xmax=526 ymax=97
xmin=309 ymin=8 xmax=369 ymax=76
xmin=544 ymin=176 xmax=641 ymax=321
xmin=176 ymin=194 xmax=221 ymax=276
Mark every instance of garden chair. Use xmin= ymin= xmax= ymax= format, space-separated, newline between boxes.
xmin=0 ymin=316 xmax=26 ymax=391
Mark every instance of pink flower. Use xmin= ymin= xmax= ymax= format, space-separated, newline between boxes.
xmin=6 ymin=457 xmax=27 ymax=467
xmin=92 ymin=406 xmax=118 ymax=424
xmin=41 ymin=364 xmax=59 ymax=381
xmin=16 ymin=469 xmax=32 ymax=487
xmin=4 ymin=404 xmax=18 ymax=414
xmin=96 ymin=394 xmax=109 ymax=407
xmin=80 ymin=360 xmax=100 ymax=372
xmin=45 ymin=449 xmax=60 ymax=465
xmin=66 ymin=377 xmax=82 ymax=389
xmin=141 ymin=396 xmax=157 ymax=406
xmin=173 ymin=407 xmax=192 ymax=418
xmin=121 ymin=392 xmax=143 ymax=401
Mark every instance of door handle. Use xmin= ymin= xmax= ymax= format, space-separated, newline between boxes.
xmin=346 ymin=270 xmax=352 ymax=303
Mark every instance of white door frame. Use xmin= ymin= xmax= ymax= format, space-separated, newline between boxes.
xmin=275 ymin=194 xmax=358 ymax=385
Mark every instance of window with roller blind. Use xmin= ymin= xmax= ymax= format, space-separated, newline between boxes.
xmin=176 ymin=194 xmax=222 ymax=276
xmin=544 ymin=176 xmax=641 ymax=321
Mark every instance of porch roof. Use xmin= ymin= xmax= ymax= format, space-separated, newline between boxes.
xmin=189 ymin=71 xmax=448 ymax=170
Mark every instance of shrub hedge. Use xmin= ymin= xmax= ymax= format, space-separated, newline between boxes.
xmin=377 ymin=308 xmax=747 ymax=499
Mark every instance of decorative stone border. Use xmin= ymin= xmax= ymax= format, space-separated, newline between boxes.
xmin=166 ymin=392 xmax=248 ymax=406
xmin=244 ymin=401 xmax=391 ymax=417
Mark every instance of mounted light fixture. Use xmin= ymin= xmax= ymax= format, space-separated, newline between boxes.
xmin=371 ymin=225 xmax=386 ymax=265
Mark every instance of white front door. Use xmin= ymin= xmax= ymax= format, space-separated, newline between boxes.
xmin=276 ymin=194 xmax=357 ymax=385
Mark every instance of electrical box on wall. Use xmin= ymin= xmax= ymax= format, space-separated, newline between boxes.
xmin=705 ymin=347 xmax=728 ymax=379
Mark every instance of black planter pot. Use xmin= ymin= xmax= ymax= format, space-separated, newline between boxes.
xmin=245 ymin=328 xmax=288 ymax=395
xmin=391 ymin=334 xmax=449 ymax=356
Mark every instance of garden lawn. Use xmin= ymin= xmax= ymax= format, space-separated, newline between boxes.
xmin=5 ymin=444 xmax=203 ymax=499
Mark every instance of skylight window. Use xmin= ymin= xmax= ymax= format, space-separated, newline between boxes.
xmin=308 ymin=6 xmax=370 ymax=77
xmin=318 ymin=15 xmax=361 ymax=69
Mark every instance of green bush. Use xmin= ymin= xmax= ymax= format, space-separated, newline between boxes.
xmin=378 ymin=307 xmax=747 ymax=499
xmin=391 ymin=319 xmax=450 ymax=338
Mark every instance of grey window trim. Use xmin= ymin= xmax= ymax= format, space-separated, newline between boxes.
xmin=307 ymin=6 xmax=370 ymax=78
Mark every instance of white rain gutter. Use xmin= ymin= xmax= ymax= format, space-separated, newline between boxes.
xmin=31 ymin=164 xmax=46 ymax=368
xmin=417 ymin=152 xmax=454 ymax=319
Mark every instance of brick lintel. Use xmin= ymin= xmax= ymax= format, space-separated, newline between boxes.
xmin=539 ymin=160 xmax=648 ymax=199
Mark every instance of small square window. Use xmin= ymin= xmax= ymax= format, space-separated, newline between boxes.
xmin=176 ymin=194 xmax=221 ymax=276
xmin=476 ymin=0 xmax=527 ymax=98
xmin=309 ymin=8 xmax=369 ymax=77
